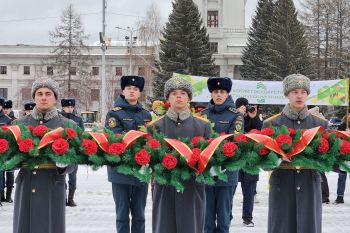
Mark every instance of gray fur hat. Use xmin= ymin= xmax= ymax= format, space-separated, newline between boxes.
xmin=164 ymin=77 xmax=192 ymax=100
xmin=283 ymin=74 xmax=310 ymax=96
xmin=31 ymin=78 xmax=59 ymax=99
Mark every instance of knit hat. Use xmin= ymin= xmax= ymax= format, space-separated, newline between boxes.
xmin=207 ymin=77 xmax=232 ymax=93
xmin=283 ymin=74 xmax=310 ymax=96
xmin=120 ymin=75 xmax=145 ymax=92
xmin=31 ymin=78 xmax=59 ymax=99
xmin=164 ymin=77 xmax=192 ymax=100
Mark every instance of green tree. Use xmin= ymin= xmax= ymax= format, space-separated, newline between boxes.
xmin=151 ymin=0 xmax=216 ymax=101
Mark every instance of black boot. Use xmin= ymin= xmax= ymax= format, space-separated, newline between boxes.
xmin=334 ymin=196 xmax=344 ymax=204
xmin=5 ymin=188 xmax=13 ymax=203
xmin=1 ymin=191 xmax=5 ymax=202
xmin=67 ymin=189 xmax=77 ymax=207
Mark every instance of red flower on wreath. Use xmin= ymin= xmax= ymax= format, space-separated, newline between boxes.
xmin=164 ymin=101 xmax=171 ymax=109
xmin=318 ymin=138 xmax=329 ymax=154
xmin=222 ymin=142 xmax=238 ymax=157
xmin=340 ymin=140 xmax=350 ymax=155
xmin=287 ymin=128 xmax=296 ymax=136
xmin=259 ymin=146 xmax=269 ymax=156
xmin=114 ymin=133 xmax=121 ymax=138
xmin=191 ymin=148 xmax=202 ymax=162
xmin=275 ymin=134 xmax=293 ymax=148
xmin=52 ymin=139 xmax=69 ymax=155
xmin=108 ymin=142 xmax=125 ymax=155
xmin=0 ymin=139 xmax=9 ymax=153
xmin=248 ymin=129 xmax=261 ymax=134
xmin=162 ymin=153 xmax=177 ymax=170
xmin=235 ymin=134 xmax=249 ymax=143
xmin=220 ymin=132 xmax=226 ymax=136
xmin=19 ymin=138 xmax=34 ymax=153
xmin=261 ymin=128 xmax=274 ymax=136
xmin=143 ymin=134 xmax=153 ymax=140
xmin=82 ymin=139 xmax=98 ymax=155
xmin=32 ymin=125 xmax=48 ymax=137
xmin=27 ymin=125 xmax=35 ymax=132
xmin=66 ymin=128 xmax=78 ymax=139
xmin=147 ymin=139 xmax=161 ymax=149
xmin=191 ymin=136 xmax=205 ymax=147
xmin=134 ymin=149 xmax=151 ymax=165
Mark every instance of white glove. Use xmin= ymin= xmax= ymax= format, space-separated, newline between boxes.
xmin=276 ymin=158 xmax=282 ymax=167
xmin=56 ymin=162 xmax=68 ymax=168
xmin=210 ymin=166 xmax=224 ymax=176
xmin=139 ymin=165 xmax=148 ymax=174
xmin=339 ymin=161 xmax=350 ymax=172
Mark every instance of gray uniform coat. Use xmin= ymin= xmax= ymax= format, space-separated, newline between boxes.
xmin=147 ymin=114 xmax=211 ymax=233
xmin=262 ymin=106 xmax=328 ymax=233
xmin=13 ymin=109 xmax=76 ymax=233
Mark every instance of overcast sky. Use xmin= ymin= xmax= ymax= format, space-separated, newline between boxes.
xmin=0 ymin=0 xmax=301 ymax=45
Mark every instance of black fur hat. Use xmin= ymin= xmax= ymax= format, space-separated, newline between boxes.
xmin=207 ymin=77 xmax=232 ymax=93
xmin=120 ymin=75 xmax=145 ymax=92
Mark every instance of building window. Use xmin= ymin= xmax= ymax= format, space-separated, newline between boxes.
xmin=138 ymin=67 xmax=146 ymax=76
xmin=214 ymin=65 xmax=220 ymax=76
xmin=24 ymin=66 xmax=30 ymax=75
xmin=91 ymin=89 xmax=100 ymax=101
xmin=207 ymin=11 xmax=219 ymax=28
xmin=47 ymin=66 xmax=53 ymax=75
xmin=69 ymin=67 xmax=77 ymax=76
xmin=0 ymin=88 xmax=8 ymax=98
xmin=116 ymin=67 xmax=122 ymax=76
xmin=22 ymin=88 xmax=31 ymax=101
xmin=210 ymin=42 xmax=218 ymax=53
xmin=92 ymin=67 xmax=99 ymax=76
xmin=0 ymin=66 xmax=7 ymax=75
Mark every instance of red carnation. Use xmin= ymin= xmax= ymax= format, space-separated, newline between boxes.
xmin=164 ymin=101 xmax=171 ymax=109
xmin=52 ymin=139 xmax=69 ymax=155
xmin=287 ymin=128 xmax=296 ymax=136
xmin=66 ymin=128 xmax=78 ymax=139
xmin=191 ymin=148 xmax=202 ymax=162
xmin=143 ymin=134 xmax=153 ymax=140
xmin=108 ymin=142 xmax=125 ymax=155
xmin=261 ymin=128 xmax=274 ymax=136
xmin=1 ymin=126 xmax=7 ymax=132
xmin=259 ymin=146 xmax=269 ymax=156
xmin=147 ymin=139 xmax=161 ymax=149
xmin=235 ymin=134 xmax=249 ymax=143
xmin=27 ymin=125 xmax=34 ymax=131
xmin=340 ymin=140 xmax=350 ymax=155
xmin=220 ymin=132 xmax=226 ymax=136
xmin=32 ymin=125 xmax=48 ymax=137
xmin=0 ymin=139 xmax=9 ymax=153
xmin=134 ymin=149 xmax=151 ymax=165
xmin=19 ymin=138 xmax=34 ymax=153
xmin=249 ymin=129 xmax=261 ymax=134
xmin=191 ymin=136 xmax=205 ymax=147
xmin=114 ymin=133 xmax=121 ymax=138
xmin=162 ymin=153 xmax=177 ymax=170
xmin=318 ymin=138 xmax=329 ymax=154
xmin=222 ymin=142 xmax=238 ymax=157
xmin=275 ymin=134 xmax=293 ymax=148
xmin=82 ymin=139 xmax=98 ymax=155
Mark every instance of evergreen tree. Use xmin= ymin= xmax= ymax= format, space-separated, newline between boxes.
xmin=151 ymin=0 xmax=216 ymax=101
xmin=240 ymin=0 xmax=275 ymax=81
xmin=266 ymin=0 xmax=313 ymax=80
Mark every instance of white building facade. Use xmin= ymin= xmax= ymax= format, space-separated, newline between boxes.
xmin=193 ymin=0 xmax=247 ymax=78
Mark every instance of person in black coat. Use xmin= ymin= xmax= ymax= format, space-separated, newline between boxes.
xmin=235 ymin=97 xmax=262 ymax=227
xmin=23 ymin=101 xmax=36 ymax=116
xmin=61 ymin=98 xmax=84 ymax=207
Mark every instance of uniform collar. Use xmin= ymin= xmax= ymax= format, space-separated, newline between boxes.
xmin=208 ymin=96 xmax=234 ymax=113
xmin=31 ymin=106 xmax=58 ymax=121
xmin=166 ymin=107 xmax=191 ymax=122
xmin=282 ymin=104 xmax=309 ymax=120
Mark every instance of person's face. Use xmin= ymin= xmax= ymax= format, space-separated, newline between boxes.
xmin=167 ymin=89 xmax=190 ymax=112
xmin=122 ymin=86 xmax=141 ymax=104
xmin=63 ymin=106 xmax=74 ymax=113
xmin=3 ymin=108 xmax=11 ymax=115
xmin=34 ymin=87 xmax=57 ymax=112
xmin=287 ymin=88 xmax=308 ymax=111
xmin=211 ymin=89 xmax=229 ymax=105
xmin=24 ymin=110 xmax=32 ymax=115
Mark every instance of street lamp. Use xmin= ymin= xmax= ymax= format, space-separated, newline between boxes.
xmin=115 ymin=26 xmax=143 ymax=75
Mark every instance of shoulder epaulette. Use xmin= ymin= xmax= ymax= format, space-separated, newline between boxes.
xmin=147 ymin=115 xmax=165 ymax=126
xmin=265 ymin=112 xmax=282 ymax=122
xmin=228 ymin=107 xmax=238 ymax=113
xmin=310 ymin=113 xmax=327 ymax=122
xmin=112 ymin=107 xmax=122 ymax=111
xmin=5 ymin=114 xmax=11 ymax=120
xmin=194 ymin=114 xmax=210 ymax=123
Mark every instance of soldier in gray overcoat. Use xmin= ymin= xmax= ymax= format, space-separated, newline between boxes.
xmin=262 ymin=74 xmax=328 ymax=233
xmin=147 ymin=77 xmax=211 ymax=233
xmin=13 ymin=78 xmax=77 ymax=233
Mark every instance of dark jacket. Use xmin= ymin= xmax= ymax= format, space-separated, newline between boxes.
xmin=0 ymin=111 xmax=12 ymax=126
xmin=202 ymin=96 xmax=243 ymax=186
xmin=105 ymin=95 xmax=151 ymax=185
xmin=13 ymin=110 xmax=77 ymax=233
xmin=263 ymin=110 xmax=328 ymax=233
xmin=147 ymin=114 xmax=211 ymax=233
xmin=61 ymin=111 xmax=85 ymax=131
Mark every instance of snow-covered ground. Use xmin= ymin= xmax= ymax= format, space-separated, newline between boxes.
xmin=1 ymin=167 xmax=350 ymax=233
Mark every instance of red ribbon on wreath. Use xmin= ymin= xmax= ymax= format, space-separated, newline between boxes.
xmin=38 ymin=127 xmax=64 ymax=149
